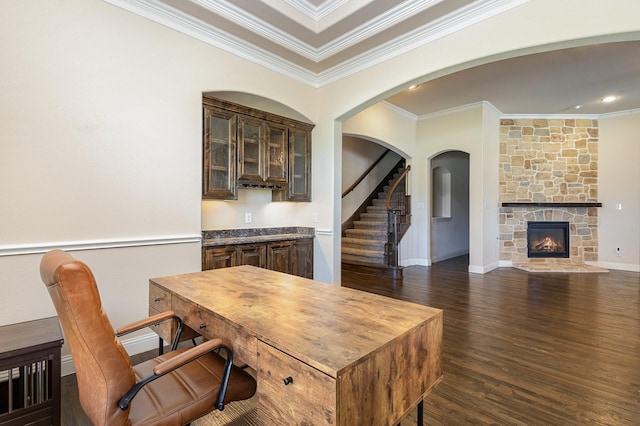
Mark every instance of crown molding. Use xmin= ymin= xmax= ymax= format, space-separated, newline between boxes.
xmin=105 ymin=0 xmax=531 ymax=87
xmin=380 ymin=101 xmax=418 ymax=120
xmin=501 ymin=113 xmax=600 ymax=119
xmin=105 ymin=0 xmax=320 ymax=85
xmin=417 ymin=101 xmax=487 ymax=120
xmin=311 ymin=0 xmax=532 ymax=86
xmin=285 ymin=0 xmax=352 ymax=21
xmin=598 ymin=108 xmax=640 ymax=118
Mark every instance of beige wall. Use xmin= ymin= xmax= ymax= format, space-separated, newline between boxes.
xmin=598 ymin=112 xmax=640 ymax=270
xmin=2 ymin=0 xmax=640 ymax=372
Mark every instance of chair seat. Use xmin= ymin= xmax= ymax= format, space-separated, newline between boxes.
xmin=129 ymin=348 xmax=257 ymax=426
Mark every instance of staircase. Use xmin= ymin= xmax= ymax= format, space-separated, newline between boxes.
xmin=342 ymin=167 xmax=409 ymax=278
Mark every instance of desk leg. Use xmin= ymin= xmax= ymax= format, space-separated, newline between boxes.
xmin=396 ymin=400 xmax=424 ymax=426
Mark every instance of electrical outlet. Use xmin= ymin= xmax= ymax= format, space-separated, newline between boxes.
xmin=245 ymin=213 xmax=252 ymax=224
xmin=615 ymin=247 xmax=621 ymax=257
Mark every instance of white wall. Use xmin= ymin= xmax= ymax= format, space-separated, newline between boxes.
xmin=598 ymin=112 xmax=640 ymax=271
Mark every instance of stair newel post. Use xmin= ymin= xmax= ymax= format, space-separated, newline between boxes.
xmin=387 ymin=209 xmax=401 ymax=268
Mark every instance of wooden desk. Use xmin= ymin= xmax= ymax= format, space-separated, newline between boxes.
xmin=150 ymin=266 xmax=442 ymax=425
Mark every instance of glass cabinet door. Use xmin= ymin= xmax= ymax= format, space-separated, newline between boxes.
xmin=288 ymin=128 xmax=311 ymax=201
xmin=202 ymin=106 xmax=237 ymax=199
xmin=264 ymin=123 xmax=288 ymax=188
xmin=237 ymin=116 xmax=265 ymax=185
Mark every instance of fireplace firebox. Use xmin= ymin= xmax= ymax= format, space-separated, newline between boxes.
xmin=527 ymin=221 xmax=570 ymax=258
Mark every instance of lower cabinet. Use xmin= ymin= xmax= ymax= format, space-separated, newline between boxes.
xmin=203 ymin=238 xmax=313 ymax=278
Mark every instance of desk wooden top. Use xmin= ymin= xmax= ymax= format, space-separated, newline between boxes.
xmin=150 ymin=265 xmax=442 ymax=378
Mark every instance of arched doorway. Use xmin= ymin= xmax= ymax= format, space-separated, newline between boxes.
xmin=430 ymin=150 xmax=470 ymax=264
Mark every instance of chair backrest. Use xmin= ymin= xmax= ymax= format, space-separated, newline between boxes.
xmin=40 ymin=250 xmax=135 ymax=426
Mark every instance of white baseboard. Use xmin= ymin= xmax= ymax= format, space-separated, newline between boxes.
xmin=400 ymin=258 xmax=430 ymax=267
xmin=61 ymin=332 xmax=159 ymax=376
xmin=468 ymin=261 xmax=499 ymax=274
xmin=587 ymin=261 xmax=640 ymax=273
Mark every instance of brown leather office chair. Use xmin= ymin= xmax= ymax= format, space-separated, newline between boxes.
xmin=40 ymin=250 xmax=256 ymax=425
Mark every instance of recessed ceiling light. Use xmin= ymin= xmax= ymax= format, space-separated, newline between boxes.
xmin=601 ymin=95 xmax=618 ymax=103
xmin=573 ymin=105 xmax=583 ymax=110
xmin=408 ymin=84 xmax=420 ymax=90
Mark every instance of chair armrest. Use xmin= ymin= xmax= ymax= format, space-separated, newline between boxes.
xmin=115 ymin=311 xmax=178 ymax=336
xmin=118 ymin=339 xmax=234 ymax=411
xmin=152 ymin=338 xmax=222 ymax=375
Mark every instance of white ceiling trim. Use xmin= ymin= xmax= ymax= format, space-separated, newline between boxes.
xmin=284 ymin=0 xmax=353 ymax=20
xmin=260 ymin=0 xmax=371 ymax=32
xmin=193 ymin=0 xmax=319 ymax=58
xmin=315 ymin=0 xmax=532 ymax=86
xmin=105 ymin=0 xmax=319 ymax=83
xmin=104 ymin=0 xmax=532 ymax=88
xmin=193 ymin=0 xmax=444 ymax=62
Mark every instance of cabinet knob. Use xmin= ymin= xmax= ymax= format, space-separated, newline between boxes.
xmin=154 ymin=297 xmax=161 ymax=302
xmin=199 ymin=323 xmax=207 ymax=329
xmin=283 ymin=376 xmax=293 ymax=385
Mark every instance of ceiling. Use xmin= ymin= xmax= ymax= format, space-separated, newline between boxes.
xmin=108 ymin=0 xmax=640 ymax=116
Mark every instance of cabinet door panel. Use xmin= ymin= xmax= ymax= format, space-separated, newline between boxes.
xmin=238 ymin=116 xmax=265 ymax=184
xmin=238 ymin=244 xmax=267 ymax=268
xmin=293 ymin=239 xmax=314 ymax=278
xmin=203 ymin=107 xmax=237 ymax=199
xmin=265 ymin=123 xmax=288 ymax=187
xmin=267 ymin=241 xmax=293 ymax=274
xmin=202 ymin=246 xmax=238 ymax=270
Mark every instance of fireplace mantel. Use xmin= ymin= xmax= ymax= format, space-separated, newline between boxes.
xmin=501 ymin=202 xmax=602 ymax=208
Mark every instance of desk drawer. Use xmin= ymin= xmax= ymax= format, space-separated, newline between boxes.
xmin=172 ymin=297 xmax=257 ymax=368
xmin=149 ymin=284 xmax=171 ymax=311
xmin=257 ymin=341 xmax=336 ymax=425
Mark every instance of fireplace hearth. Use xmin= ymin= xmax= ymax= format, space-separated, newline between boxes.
xmin=527 ymin=221 xmax=570 ymax=258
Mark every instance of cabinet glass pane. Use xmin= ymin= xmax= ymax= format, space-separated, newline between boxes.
xmin=240 ymin=121 xmax=261 ymax=179
xmin=292 ymin=134 xmax=307 ymax=194
xmin=267 ymin=127 xmax=287 ymax=183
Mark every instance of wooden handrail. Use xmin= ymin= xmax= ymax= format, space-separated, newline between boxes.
xmin=385 ymin=165 xmax=411 ymax=210
xmin=342 ymin=149 xmax=391 ymax=198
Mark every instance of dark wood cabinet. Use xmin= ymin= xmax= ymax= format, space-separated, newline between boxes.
xmin=202 ymin=105 xmax=237 ymax=200
xmin=203 ymin=238 xmax=313 ymax=278
xmin=203 ymin=96 xmax=313 ymax=200
xmin=237 ymin=116 xmax=266 ymax=186
xmin=0 ymin=317 xmax=63 ymax=426
xmin=267 ymin=241 xmax=294 ymax=274
xmin=292 ymin=238 xmax=314 ymax=279
xmin=237 ymin=243 xmax=267 ymax=268
xmin=272 ymin=126 xmax=312 ymax=202
xmin=202 ymin=245 xmax=238 ymax=270
xmin=265 ymin=123 xmax=288 ymax=186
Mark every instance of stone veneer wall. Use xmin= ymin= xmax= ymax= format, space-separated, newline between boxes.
xmin=498 ymin=118 xmax=599 ymax=265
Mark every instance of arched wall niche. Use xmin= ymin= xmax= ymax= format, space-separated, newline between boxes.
xmin=203 ymin=91 xmax=313 ymax=124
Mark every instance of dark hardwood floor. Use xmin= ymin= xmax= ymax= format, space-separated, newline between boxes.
xmin=61 ymin=257 xmax=640 ymax=425
xmin=344 ymin=256 xmax=640 ymax=425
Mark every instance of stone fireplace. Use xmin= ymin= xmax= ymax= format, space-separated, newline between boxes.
xmin=498 ymin=118 xmax=606 ymax=272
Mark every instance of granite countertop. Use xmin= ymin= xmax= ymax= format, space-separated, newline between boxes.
xmin=202 ymin=227 xmax=315 ymax=246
